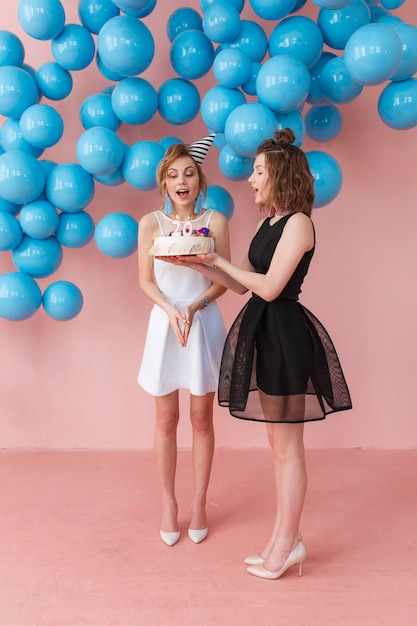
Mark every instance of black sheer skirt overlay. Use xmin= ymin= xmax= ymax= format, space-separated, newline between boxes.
xmin=218 ymin=295 xmax=352 ymax=424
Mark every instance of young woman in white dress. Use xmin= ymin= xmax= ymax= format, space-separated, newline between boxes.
xmin=137 ymin=136 xmax=230 ymax=546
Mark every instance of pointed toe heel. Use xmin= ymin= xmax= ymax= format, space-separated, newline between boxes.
xmin=247 ymin=540 xmax=307 ymax=580
xmin=160 ymin=530 xmax=180 ymax=546
xmin=244 ymin=554 xmax=265 ymax=566
xmin=188 ymin=528 xmax=208 ymax=544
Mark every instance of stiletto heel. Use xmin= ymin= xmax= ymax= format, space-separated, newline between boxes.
xmin=160 ymin=530 xmax=180 ymax=546
xmin=247 ymin=540 xmax=307 ymax=580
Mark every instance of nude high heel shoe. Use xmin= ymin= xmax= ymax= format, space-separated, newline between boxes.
xmin=247 ymin=540 xmax=307 ymax=580
xmin=245 ymin=533 xmax=303 ymax=566
xmin=244 ymin=554 xmax=265 ymax=566
xmin=160 ymin=530 xmax=180 ymax=546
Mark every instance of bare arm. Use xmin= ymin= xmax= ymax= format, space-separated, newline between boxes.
xmin=138 ymin=210 xmax=232 ymax=347
xmin=179 ymin=213 xmax=314 ymax=302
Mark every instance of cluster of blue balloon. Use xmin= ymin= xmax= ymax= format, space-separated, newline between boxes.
xmin=0 ymin=0 xmax=416 ymax=322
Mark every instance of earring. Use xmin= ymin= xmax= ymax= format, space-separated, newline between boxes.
xmin=194 ymin=192 xmax=205 ymax=214
xmin=164 ymin=194 xmax=173 ymax=215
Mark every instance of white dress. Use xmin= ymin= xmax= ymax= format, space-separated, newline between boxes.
xmin=138 ymin=210 xmax=227 ymax=397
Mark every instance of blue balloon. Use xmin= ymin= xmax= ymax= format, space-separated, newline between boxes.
xmin=111 ymin=78 xmax=158 ymax=125
xmin=167 ymin=8 xmax=203 ymax=42
xmin=0 ymin=197 xmax=21 ymax=215
xmin=76 ymin=127 xmax=125 ymax=177
xmin=306 ymin=150 xmax=343 ymax=208
xmin=378 ymin=78 xmax=417 ymax=130
xmin=0 ymin=271 xmax=42 ymax=321
xmin=158 ymin=136 xmax=182 ymax=151
xmin=94 ymin=212 xmax=138 ymax=258
xmin=242 ymin=61 xmax=261 ymax=95
xmin=0 ymin=211 xmax=22 ymax=250
xmin=203 ymin=185 xmax=234 ymax=219
xmin=97 ymin=15 xmax=154 ymax=77
xmin=122 ymin=141 xmax=164 ymax=191
xmin=201 ymin=85 xmax=246 ymax=133
xmin=39 ymin=159 xmax=57 ymax=179
xmin=213 ymin=48 xmax=252 ymax=88
xmin=46 ymin=163 xmax=95 ymax=212
xmin=269 ymin=16 xmax=323 ymax=69
xmin=344 ymin=23 xmax=402 ymax=86
xmin=203 ymin=3 xmax=241 ymax=44
xmin=319 ymin=56 xmax=363 ymax=104
xmin=200 ymin=0 xmax=244 ymax=11
xmin=390 ymin=23 xmax=417 ymax=82
xmin=318 ymin=0 xmax=371 ymax=50
xmin=380 ymin=0 xmax=405 ymax=7
xmin=256 ymin=55 xmax=311 ymax=113
xmin=51 ymin=24 xmax=95 ymax=71
xmin=292 ymin=0 xmax=307 ymax=10
xmin=17 ymin=0 xmax=65 ymax=41
xmin=42 ymin=280 xmax=83 ymax=321
xmin=0 ymin=30 xmax=25 ymax=66
xmin=19 ymin=104 xmax=64 ymax=149
xmin=369 ymin=6 xmax=390 ymax=22
xmin=249 ymin=0 xmax=297 ymax=20
xmin=19 ymin=199 xmax=59 ymax=239
xmin=95 ymin=52 xmax=124 ymax=81
xmin=94 ymin=166 xmax=125 ymax=187
xmin=158 ymin=78 xmax=200 ymax=125
xmin=0 ymin=150 xmax=46 ymax=204
xmin=78 ymin=0 xmax=120 ymax=35
xmin=218 ymin=144 xmax=254 ymax=181
xmin=274 ymin=109 xmax=305 ymax=146
xmin=0 ymin=118 xmax=44 ymax=157
xmin=311 ymin=0 xmax=352 ymax=7
xmin=113 ymin=0 xmax=156 ymax=16
xmin=170 ymin=29 xmax=214 ymax=80
xmin=307 ymin=51 xmax=336 ymax=105
xmin=0 ymin=65 xmax=39 ymax=119
xmin=305 ymin=104 xmax=343 ymax=142
xmin=220 ymin=19 xmax=268 ymax=63
xmin=12 ymin=234 xmax=63 ymax=277
xmin=224 ymin=102 xmax=277 ymax=157
xmin=80 ymin=92 xmax=121 ymax=131
xmin=35 ymin=61 xmax=73 ymax=100
xmin=56 ymin=210 xmax=95 ymax=248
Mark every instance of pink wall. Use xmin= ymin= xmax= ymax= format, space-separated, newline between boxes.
xmin=1 ymin=1 xmax=416 ymax=450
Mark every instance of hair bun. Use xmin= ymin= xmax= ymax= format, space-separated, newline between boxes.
xmin=273 ymin=128 xmax=295 ymax=147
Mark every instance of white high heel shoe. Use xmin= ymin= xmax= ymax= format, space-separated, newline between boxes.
xmin=247 ymin=540 xmax=307 ymax=580
xmin=188 ymin=527 xmax=208 ymax=544
xmin=160 ymin=530 xmax=180 ymax=546
xmin=244 ymin=554 xmax=265 ymax=566
xmin=245 ymin=533 xmax=303 ymax=566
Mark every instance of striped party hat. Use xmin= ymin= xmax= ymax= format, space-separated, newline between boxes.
xmin=187 ymin=133 xmax=216 ymax=164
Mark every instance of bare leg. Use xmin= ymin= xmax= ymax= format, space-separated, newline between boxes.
xmin=263 ymin=421 xmax=307 ymax=572
xmin=253 ymin=391 xmax=307 ymax=564
xmin=155 ymin=391 xmax=180 ymax=533
xmin=257 ymin=423 xmax=283 ymax=559
xmin=189 ymin=392 xmax=215 ymax=531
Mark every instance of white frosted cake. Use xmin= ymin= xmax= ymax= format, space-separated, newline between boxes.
xmin=152 ymin=234 xmax=211 ymax=257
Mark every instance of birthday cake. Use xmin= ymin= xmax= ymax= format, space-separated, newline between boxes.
xmin=152 ymin=234 xmax=211 ymax=256
xmin=151 ymin=225 xmax=212 ymax=257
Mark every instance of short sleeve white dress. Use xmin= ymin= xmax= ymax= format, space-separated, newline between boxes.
xmin=137 ymin=210 xmax=227 ymax=397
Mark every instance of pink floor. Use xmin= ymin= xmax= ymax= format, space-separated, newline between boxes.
xmin=0 ymin=448 xmax=416 ymax=625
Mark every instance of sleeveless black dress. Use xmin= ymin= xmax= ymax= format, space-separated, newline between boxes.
xmin=218 ymin=215 xmax=352 ymax=423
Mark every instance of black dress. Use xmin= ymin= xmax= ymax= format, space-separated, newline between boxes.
xmin=218 ymin=214 xmax=352 ymax=423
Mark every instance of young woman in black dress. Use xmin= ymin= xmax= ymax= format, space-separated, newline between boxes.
xmin=175 ymin=127 xmax=352 ymax=579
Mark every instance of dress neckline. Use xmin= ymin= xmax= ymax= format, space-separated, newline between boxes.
xmin=158 ymin=210 xmax=207 ymax=222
